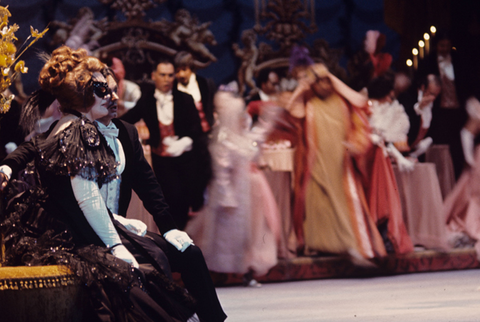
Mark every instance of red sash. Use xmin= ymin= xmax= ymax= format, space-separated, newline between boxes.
xmin=151 ymin=121 xmax=176 ymax=157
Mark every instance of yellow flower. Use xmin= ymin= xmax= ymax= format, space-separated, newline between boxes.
xmin=0 ymin=6 xmax=11 ymax=17
xmin=0 ymin=6 xmax=11 ymax=23
xmin=0 ymin=93 xmax=13 ymax=114
xmin=0 ymin=26 xmax=18 ymax=44
xmin=0 ymin=6 xmax=10 ymax=34
xmin=0 ymin=5 xmax=47 ymax=117
xmin=30 ymin=25 xmax=48 ymax=39
xmin=14 ymin=61 xmax=27 ymax=73
xmin=0 ymin=54 xmax=7 ymax=67
xmin=0 ymin=77 xmax=10 ymax=92
xmin=5 ymin=42 xmax=15 ymax=55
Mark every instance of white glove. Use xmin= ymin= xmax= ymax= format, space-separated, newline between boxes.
xmin=113 ymin=214 xmax=147 ymax=237
xmin=164 ymin=229 xmax=194 ymax=252
xmin=4 ymin=142 xmax=17 ymax=154
xmin=387 ymin=142 xmax=415 ymax=172
xmin=370 ymin=133 xmax=382 ymax=145
xmin=111 ymin=244 xmax=139 ymax=268
xmin=409 ymin=137 xmax=433 ymax=159
xmin=162 ymin=135 xmax=178 ymax=146
xmin=165 ymin=136 xmax=193 ymax=157
xmin=0 ymin=165 xmax=12 ymax=190
xmin=461 ymin=128 xmax=475 ymax=167
xmin=71 ymin=177 xmax=139 ymax=268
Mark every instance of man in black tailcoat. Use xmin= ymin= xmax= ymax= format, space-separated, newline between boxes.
xmin=121 ymin=58 xmax=210 ymax=230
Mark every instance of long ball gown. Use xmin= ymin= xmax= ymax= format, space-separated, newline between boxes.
xmin=186 ymin=116 xmax=281 ymax=277
xmin=444 ymin=145 xmax=480 ymax=255
xmin=301 ymin=92 xmax=386 ymax=258
xmin=1 ymin=116 xmax=195 ymax=322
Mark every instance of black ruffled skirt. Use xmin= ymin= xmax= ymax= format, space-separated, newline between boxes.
xmin=1 ymin=175 xmax=195 ymax=322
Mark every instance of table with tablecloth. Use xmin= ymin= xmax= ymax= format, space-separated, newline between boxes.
xmin=260 ymin=148 xmax=297 ymax=258
xmin=425 ymin=144 xmax=456 ymax=200
xmin=393 ymin=162 xmax=449 ymax=250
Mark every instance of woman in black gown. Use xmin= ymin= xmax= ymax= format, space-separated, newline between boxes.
xmin=1 ymin=46 xmax=196 ymax=322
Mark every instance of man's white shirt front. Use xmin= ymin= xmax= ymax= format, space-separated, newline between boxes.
xmin=154 ymin=89 xmax=174 ymax=125
xmin=177 ymin=73 xmax=201 ymax=103
xmin=96 ymin=121 xmax=125 ymax=215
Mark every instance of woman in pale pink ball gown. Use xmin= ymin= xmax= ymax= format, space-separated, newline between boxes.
xmin=186 ymin=88 xmax=281 ymax=286
xmin=444 ymin=97 xmax=480 ymax=255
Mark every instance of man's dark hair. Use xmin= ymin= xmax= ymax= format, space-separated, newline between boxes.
xmin=432 ymin=29 xmax=453 ymax=47
xmin=420 ymin=74 xmax=442 ymax=90
xmin=153 ymin=57 xmax=175 ymax=72
xmin=173 ymin=51 xmax=195 ymax=70
xmin=256 ymin=69 xmax=276 ymax=87
xmin=367 ymin=71 xmax=395 ymax=99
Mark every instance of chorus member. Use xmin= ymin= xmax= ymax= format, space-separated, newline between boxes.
xmin=121 ymin=58 xmax=209 ymax=229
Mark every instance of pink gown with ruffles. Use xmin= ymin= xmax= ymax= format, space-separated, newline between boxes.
xmin=186 ymin=125 xmax=281 ymax=276
xmin=444 ymin=146 xmax=480 ymax=254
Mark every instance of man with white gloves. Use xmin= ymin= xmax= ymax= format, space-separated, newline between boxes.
xmin=121 ymin=58 xmax=210 ymax=230
xmin=98 ymin=75 xmax=225 ymax=322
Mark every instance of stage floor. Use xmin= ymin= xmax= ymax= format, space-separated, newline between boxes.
xmin=209 ymin=248 xmax=480 ymax=286
xmin=215 ymin=269 xmax=480 ymax=322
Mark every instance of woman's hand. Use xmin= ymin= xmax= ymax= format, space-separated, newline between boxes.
xmin=111 ymin=244 xmax=139 ymax=268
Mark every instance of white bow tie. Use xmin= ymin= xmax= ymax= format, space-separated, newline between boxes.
xmin=438 ymin=54 xmax=451 ymax=64
xmin=154 ymin=91 xmax=172 ymax=105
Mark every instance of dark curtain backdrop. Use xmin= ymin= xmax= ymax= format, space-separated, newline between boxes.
xmin=3 ymin=0 xmax=399 ymax=94
xmin=385 ymin=0 xmax=480 ymax=74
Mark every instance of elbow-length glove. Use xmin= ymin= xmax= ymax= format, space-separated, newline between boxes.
xmin=71 ymin=176 xmax=139 ymax=268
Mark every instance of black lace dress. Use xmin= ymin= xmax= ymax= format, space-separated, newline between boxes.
xmin=0 ymin=116 xmax=195 ymax=322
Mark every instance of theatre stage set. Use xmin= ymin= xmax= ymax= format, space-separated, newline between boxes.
xmin=2 ymin=0 xmax=480 ymax=320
